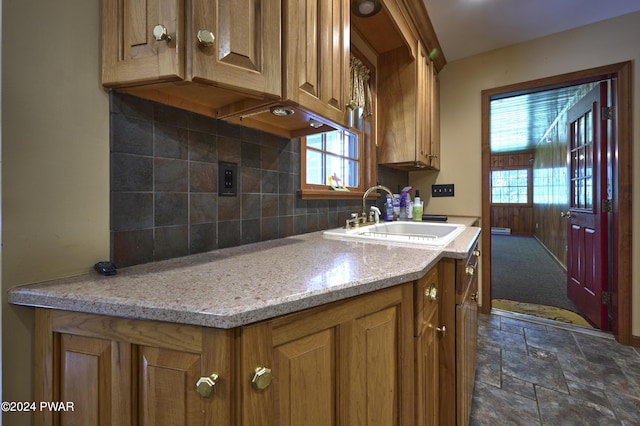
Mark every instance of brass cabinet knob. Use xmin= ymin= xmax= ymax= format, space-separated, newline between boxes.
xmin=251 ymin=367 xmax=273 ymax=390
xmin=471 ymin=292 xmax=479 ymax=302
xmin=425 ymin=284 xmax=438 ymax=302
xmin=197 ymin=30 xmax=215 ymax=47
xmin=436 ymin=325 xmax=446 ymax=336
xmin=473 ymin=249 xmax=481 ymax=257
xmin=153 ymin=24 xmax=172 ymax=43
xmin=465 ymin=265 xmax=475 ymax=276
xmin=196 ymin=373 xmax=219 ymax=398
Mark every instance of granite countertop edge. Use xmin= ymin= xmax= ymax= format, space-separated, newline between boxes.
xmin=8 ymin=218 xmax=481 ymax=329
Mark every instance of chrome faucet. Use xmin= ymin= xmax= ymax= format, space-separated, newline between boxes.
xmin=346 ymin=184 xmax=395 ymax=228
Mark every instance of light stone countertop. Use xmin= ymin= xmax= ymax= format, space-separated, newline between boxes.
xmin=8 ymin=217 xmax=481 ymax=329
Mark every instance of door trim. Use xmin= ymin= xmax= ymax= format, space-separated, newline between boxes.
xmin=480 ymin=61 xmax=633 ymax=345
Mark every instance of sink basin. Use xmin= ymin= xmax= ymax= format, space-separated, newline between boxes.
xmin=323 ymin=221 xmax=466 ymax=246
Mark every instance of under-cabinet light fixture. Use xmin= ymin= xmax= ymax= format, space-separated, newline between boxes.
xmin=270 ymin=106 xmax=295 ymax=117
xmin=309 ymin=119 xmax=323 ymax=129
xmin=351 ymin=0 xmax=382 ymax=17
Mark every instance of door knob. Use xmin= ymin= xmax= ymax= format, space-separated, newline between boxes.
xmin=153 ymin=24 xmax=172 ymax=43
xmin=251 ymin=367 xmax=273 ymax=390
xmin=197 ymin=30 xmax=215 ymax=47
xmin=560 ymin=211 xmax=572 ymax=218
xmin=425 ymin=284 xmax=438 ymax=302
xmin=196 ymin=373 xmax=219 ymax=398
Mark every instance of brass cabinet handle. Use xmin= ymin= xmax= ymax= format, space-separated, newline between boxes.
xmin=560 ymin=211 xmax=572 ymax=218
xmin=196 ymin=373 xmax=219 ymax=398
xmin=251 ymin=367 xmax=273 ymax=390
xmin=473 ymin=249 xmax=481 ymax=257
xmin=153 ymin=24 xmax=172 ymax=43
xmin=465 ymin=265 xmax=475 ymax=276
xmin=436 ymin=325 xmax=446 ymax=336
xmin=197 ymin=29 xmax=215 ymax=48
xmin=425 ymin=284 xmax=438 ymax=302
xmin=471 ymin=292 xmax=479 ymax=302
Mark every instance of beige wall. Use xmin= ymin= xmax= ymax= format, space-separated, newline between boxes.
xmin=410 ymin=11 xmax=640 ymax=336
xmin=2 ymin=0 xmax=110 ymax=423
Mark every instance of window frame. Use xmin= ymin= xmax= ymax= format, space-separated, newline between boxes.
xmin=489 ymin=166 xmax=533 ymax=206
xmin=300 ymin=127 xmax=376 ymax=200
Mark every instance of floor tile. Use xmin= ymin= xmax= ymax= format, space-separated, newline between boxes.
xmin=470 ymin=381 xmax=540 ymax=426
xmin=536 ymin=385 xmax=618 ymax=425
xmin=471 ymin=311 xmax=639 ymax=426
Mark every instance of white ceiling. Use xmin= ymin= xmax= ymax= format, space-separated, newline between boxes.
xmin=423 ymin=0 xmax=640 ymax=62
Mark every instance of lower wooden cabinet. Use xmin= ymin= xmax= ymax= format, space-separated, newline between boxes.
xmin=239 ymin=283 xmax=414 ymax=426
xmin=33 ymin=251 xmax=478 ymax=426
xmin=415 ymin=265 xmax=441 ymax=426
xmin=35 ymin=309 xmax=233 ymax=426
xmin=439 ymin=238 xmax=481 ymax=426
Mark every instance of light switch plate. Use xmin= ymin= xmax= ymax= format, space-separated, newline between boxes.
xmin=432 ymin=184 xmax=455 ymax=197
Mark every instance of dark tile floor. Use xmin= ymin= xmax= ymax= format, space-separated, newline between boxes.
xmin=470 ymin=311 xmax=640 ymax=426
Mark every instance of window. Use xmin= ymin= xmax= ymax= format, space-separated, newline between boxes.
xmin=301 ymin=129 xmax=368 ymax=198
xmin=491 ymin=168 xmax=530 ymax=204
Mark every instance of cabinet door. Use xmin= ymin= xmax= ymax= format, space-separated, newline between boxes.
xmin=240 ymin=285 xmax=413 ymax=426
xmin=416 ymin=307 xmax=440 ymax=426
xmin=191 ymin=0 xmax=281 ymax=97
xmin=285 ymin=0 xmax=349 ymax=124
xmin=102 ymin=0 xmax=185 ymax=86
xmin=455 ymin=274 xmax=478 ymax=426
xmin=58 ymin=334 xmax=130 ymax=425
xmin=342 ymin=305 xmax=408 ymax=425
xmin=416 ymin=41 xmax=432 ymax=167
xmin=138 ymin=346 xmax=204 ymax=425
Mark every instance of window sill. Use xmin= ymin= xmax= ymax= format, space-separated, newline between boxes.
xmin=299 ymin=188 xmax=369 ymax=200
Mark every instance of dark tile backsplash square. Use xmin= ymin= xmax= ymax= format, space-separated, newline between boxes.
xmin=111 ymin=92 xmax=405 ymax=268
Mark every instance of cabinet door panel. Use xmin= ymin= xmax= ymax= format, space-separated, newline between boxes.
xmin=192 ymin=0 xmax=281 ymax=96
xmin=139 ymin=346 xmax=202 ymax=426
xmin=343 ymin=307 xmax=400 ymax=425
xmin=285 ymin=0 xmax=348 ymax=123
xmin=59 ymin=334 xmax=115 ymax=426
xmin=275 ymin=329 xmax=336 ymax=426
xmin=102 ymin=0 xmax=185 ymax=86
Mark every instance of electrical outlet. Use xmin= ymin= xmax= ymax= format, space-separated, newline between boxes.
xmin=219 ymin=162 xmax=238 ymax=196
xmin=431 ymin=184 xmax=455 ymax=197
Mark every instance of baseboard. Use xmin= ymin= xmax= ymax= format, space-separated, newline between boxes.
xmin=631 ymin=334 xmax=640 ymax=348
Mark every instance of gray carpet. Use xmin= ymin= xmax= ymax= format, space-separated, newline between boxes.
xmin=491 ymin=235 xmax=581 ymax=312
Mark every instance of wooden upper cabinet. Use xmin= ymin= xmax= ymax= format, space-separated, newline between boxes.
xmin=101 ymin=0 xmax=281 ymax=114
xmin=190 ymin=0 xmax=281 ymax=96
xmin=284 ymin=0 xmax=350 ymax=126
xmin=377 ymin=39 xmax=440 ymax=170
xmin=102 ymin=0 xmax=186 ymax=86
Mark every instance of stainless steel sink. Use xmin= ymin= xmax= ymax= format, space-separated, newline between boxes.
xmin=323 ymin=221 xmax=466 ymax=246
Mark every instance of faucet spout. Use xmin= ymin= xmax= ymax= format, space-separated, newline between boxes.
xmin=362 ymin=184 xmax=395 ymax=217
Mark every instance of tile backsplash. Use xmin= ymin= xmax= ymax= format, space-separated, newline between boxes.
xmin=110 ymin=92 xmax=407 ymax=267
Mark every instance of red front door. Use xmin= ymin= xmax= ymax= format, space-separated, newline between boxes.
xmin=566 ymin=82 xmax=609 ymax=330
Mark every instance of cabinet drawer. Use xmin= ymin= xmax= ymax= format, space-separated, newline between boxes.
xmin=414 ymin=264 xmax=439 ymax=336
xmin=457 ymin=241 xmax=480 ymax=305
